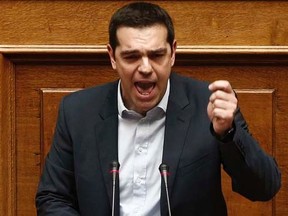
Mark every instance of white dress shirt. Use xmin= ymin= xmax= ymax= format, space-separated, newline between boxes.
xmin=117 ymin=80 xmax=170 ymax=216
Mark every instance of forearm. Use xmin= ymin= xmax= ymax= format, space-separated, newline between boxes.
xmin=220 ymin=120 xmax=281 ymax=201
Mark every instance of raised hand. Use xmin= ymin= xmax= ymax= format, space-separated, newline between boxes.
xmin=207 ymin=80 xmax=238 ymax=136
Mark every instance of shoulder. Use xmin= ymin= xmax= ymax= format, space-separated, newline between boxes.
xmin=62 ymin=80 xmax=118 ymax=107
xmin=58 ymin=80 xmax=118 ymax=119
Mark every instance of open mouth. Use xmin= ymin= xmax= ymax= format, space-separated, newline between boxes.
xmin=135 ymin=82 xmax=155 ymax=95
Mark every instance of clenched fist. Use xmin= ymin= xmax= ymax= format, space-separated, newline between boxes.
xmin=207 ymin=80 xmax=238 ymax=136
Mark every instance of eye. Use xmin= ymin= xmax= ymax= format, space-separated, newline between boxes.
xmin=149 ymin=52 xmax=165 ymax=61
xmin=125 ymin=55 xmax=136 ymax=59
xmin=150 ymin=52 xmax=165 ymax=60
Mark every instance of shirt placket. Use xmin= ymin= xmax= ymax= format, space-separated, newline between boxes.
xmin=133 ymin=117 xmax=149 ymax=215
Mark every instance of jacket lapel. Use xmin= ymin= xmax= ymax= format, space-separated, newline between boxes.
xmin=161 ymin=73 xmax=195 ymax=215
xmin=95 ymin=82 xmax=120 ymax=215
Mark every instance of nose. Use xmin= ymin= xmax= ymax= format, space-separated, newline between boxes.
xmin=138 ymin=57 xmax=152 ymax=75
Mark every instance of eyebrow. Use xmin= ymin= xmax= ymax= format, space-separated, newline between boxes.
xmin=120 ymin=50 xmax=139 ymax=56
xmin=149 ymin=48 xmax=168 ymax=55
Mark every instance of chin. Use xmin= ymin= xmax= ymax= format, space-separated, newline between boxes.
xmin=140 ymin=105 xmax=156 ymax=114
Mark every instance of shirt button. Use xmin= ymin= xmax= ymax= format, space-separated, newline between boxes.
xmin=136 ymin=178 xmax=142 ymax=184
xmin=138 ymin=147 xmax=143 ymax=153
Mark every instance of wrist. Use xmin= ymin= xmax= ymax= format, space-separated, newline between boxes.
xmin=210 ymin=123 xmax=236 ymax=143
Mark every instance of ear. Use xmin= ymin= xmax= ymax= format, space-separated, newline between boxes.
xmin=107 ymin=44 xmax=117 ymax=70
xmin=170 ymin=40 xmax=177 ymax=67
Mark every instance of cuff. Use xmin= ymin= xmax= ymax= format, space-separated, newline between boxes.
xmin=210 ymin=122 xmax=236 ymax=143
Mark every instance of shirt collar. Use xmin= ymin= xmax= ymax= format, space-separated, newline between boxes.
xmin=117 ymin=79 xmax=170 ymax=118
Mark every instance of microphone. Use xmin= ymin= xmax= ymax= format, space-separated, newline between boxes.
xmin=110 ymin=161 xmax=120 ymax=216
xmin=159 ymin=163 xmax=172 ymax=216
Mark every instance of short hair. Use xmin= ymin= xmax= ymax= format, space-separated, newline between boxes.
xmin=108 ymin=2 xmax=175 ymax=51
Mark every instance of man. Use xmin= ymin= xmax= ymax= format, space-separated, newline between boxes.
xmin=36 ymin=2 xmax=281 ymax=216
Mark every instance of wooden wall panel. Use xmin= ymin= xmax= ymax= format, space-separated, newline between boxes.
xmin=0 ymin=1 xmax=288 ymax=46
xmin=40 ymin=88 xmax=82 ymax=165
xmin=1 ymin=47 xmax=288 ymax=215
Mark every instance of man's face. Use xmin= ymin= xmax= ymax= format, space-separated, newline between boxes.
xmin=107 ymin=24 xmax=177 ymax=115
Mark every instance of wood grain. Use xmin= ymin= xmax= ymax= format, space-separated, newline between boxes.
xmin=1 ymin=1 xmax=288 ymax=46
xmin=0 ymin=54 xmax=16 ymax=216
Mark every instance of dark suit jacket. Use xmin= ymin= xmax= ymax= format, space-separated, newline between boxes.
xmin=36 ymin=72 xmax=281 ymax=216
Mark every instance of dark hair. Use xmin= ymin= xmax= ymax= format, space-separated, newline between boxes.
xmin=109 ymin=2 xmax=175 ymax=51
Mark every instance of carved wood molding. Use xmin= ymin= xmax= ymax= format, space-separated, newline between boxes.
xmin=0 ymin=45 xmax=288 ymax=65
xmin=0 ymin=54 xmax=16 ymax=216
